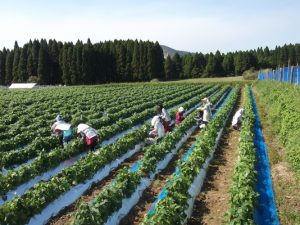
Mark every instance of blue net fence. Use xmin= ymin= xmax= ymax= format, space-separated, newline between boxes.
xmin=258 ymin=66 xmax=300 ymax=85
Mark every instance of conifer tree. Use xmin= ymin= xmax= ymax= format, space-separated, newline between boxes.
xmin=76 ymin=41 xmax=83 ymax=83
xmin=172 ymin=53 xmax=182 ymax=79
xmin=131 ymin=41 xmax=140 ymax=81
xmin=205 ymin=53 xmax=216 ymax=76
xmin=12 ymin=41 xmax=20 ymax=82
xmin=5 ymin=50 xmax=13 ymax=84
xmin=222 ymin=53 xmax=234 ymax=75
xmin=37 ymin=47 xmax=47 ymax=84
xmin=182 ymin=54 xmax=193 ymax=78
xmin=27 ymin=52 xmax=34 ymax=78
xmin=18 ymin=48 xmax=28 ymax=82
xmin=152 ymin=41 xmax=165 ymax=79
xmin=164 ymin=55 xmax=173 ymax=80
xmin=61 ymin=45 xmax=71 ymax=84
xmin=0 ymin=49 xmax=6 ymax=85
xmin=70 ymin=46 xmax=78 ymax=84
xmin=32 ymin=40 xmax=40 ymax=76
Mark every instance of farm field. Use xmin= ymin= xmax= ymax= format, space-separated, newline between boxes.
xmin=0 ymin=81 xmax=299 ymax=225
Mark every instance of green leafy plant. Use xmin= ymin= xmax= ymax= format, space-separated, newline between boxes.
xmin=226 ymin=85 xmax=258 ymax=225
xmin=142 ymin=87 xmax=239 ymax=225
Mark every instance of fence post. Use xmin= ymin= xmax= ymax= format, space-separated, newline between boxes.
xmin=290 ymin=66 xmax=294 ymax=83
xmin=279 ymin=67 xmax=282 ymax=82
xmin=297 ymin=64 xmax=299 ymax=85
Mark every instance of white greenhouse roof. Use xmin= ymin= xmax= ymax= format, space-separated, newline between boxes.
xmin=9 ymin=83 xmax=37 ymax=89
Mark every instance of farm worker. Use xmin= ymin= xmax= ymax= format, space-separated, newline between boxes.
xmin=149 ymin=115 xmax=165 ymax=139
xmin=51 ymin=115 xmax=72 ymax=147
xmin=232 ymin=108 xmax=244 ymax=130
xmin=77 ymin=123 xmax=99 ymax=150
xmin=175 ymin=107 xmax=185 ymax=125
xmin=198 ymin=98 xmax=212 ymax=128
xmin=157 ymin=104 xmax=171 ymax=133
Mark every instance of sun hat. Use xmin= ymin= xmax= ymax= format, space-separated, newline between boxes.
xmin=77 ymin=123 xmax=90 ymax=133
xmin=202 ymin=97 xmax=209 ymax=103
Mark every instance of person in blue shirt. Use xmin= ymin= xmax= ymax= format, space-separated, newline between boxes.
xmin=51 ymin=115 xmax=73 ymax=147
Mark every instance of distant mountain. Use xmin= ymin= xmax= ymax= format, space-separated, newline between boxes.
xmin=160 ymin=45 xmax=191 ymax=58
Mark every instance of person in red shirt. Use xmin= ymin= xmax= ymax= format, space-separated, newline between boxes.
xmin=175 ymin=106 xmax=185 ymax=125
xmin=77 ymin=123 xmax=99 ymax=150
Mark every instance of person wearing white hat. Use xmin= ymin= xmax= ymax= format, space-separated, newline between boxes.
xmin=77 ymin=123 xmax=99 ymax=149
xmin=149 ymin=115 xmax=165 ymax=139
xmin=232 ymin=108 xmax=244 ymax=130
xmin=175 ymin=106 xmax=185 ymax=126
xmin=51 ymin=115 xmax=73 ymax=147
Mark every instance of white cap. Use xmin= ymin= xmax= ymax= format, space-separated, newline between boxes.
xmin=151 ymin=116 xmax=160 ymax=126
xmin=77 ymin=123 xmax=90 ymax=133
xmin=178 ymin=107 xmax=184 ymax=113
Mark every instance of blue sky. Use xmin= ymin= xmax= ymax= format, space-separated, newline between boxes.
xmin=0 ymin=0 xmax=299 ymax=53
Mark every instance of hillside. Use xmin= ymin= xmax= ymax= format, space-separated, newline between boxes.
xmin=160 ymin=45 xmax=191 ymax=58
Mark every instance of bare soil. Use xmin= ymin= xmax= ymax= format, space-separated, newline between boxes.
xmin=187 ymin=122 xmax=240 ymax=225
xmin=186 ymin=89 xmax=243 ymax=225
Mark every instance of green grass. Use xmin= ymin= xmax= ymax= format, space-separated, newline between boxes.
xmin=174 ymin=76 xmax=244 ymax=83
xmin=253 ymin=83 xmax=300 ymax=225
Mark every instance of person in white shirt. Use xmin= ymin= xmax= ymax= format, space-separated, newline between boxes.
xmin=232 ymin=108 xmax=244 ymax=130
xmin=197 ymin=98 xmax=212 ymax=128
xmin=149 ymin=115 xmax=165 ymax=139
xmin=157 ymin=104 xmax=171 ymax=132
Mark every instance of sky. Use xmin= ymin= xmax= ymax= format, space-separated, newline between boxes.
xmin=0 ymin=0 xmax=299 ymax=53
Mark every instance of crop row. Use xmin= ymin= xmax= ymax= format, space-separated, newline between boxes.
xmin=0 ymin=85 xmax=212 ymax=173
xmin=0 ymin=85 xmax=213 ymax=199
xmin=0 ymin=84 xmax=193 ymax=151
xmin=0 ymin=86 xmax=167 ymax=137
xmin=0 ymin=86 xmax=219 ymax=225
xmin=254 ymin=81 xmax=300 ymax=177
xmin=0 ymin=84 xmax=200 ymax=167
xmin=0 ymin=84 xmax=186 ymax=136
xmin=226 ymin=85 xmax=257 ymax=224
xmin=141 ymin=87 xmax=239 ymax=225
xmin=0 ymin=84 xmax=194 ymax=120
xmin=71 ymin=86 xmax=231 ymax=225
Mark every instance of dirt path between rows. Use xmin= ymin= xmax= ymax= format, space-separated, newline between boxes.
xmin=187 ymin=88 xmax=243 ymax=225
xmin=120 ymin=129 xmax=201 ymax=225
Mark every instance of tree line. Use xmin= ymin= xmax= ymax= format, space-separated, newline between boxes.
xmin=0 ymin=39 xmax=299 ymax=85
xmin=0 ymin=39 xmax=164 ymax=85
xmin=166 ymin=43 xmax=300 ymax=79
